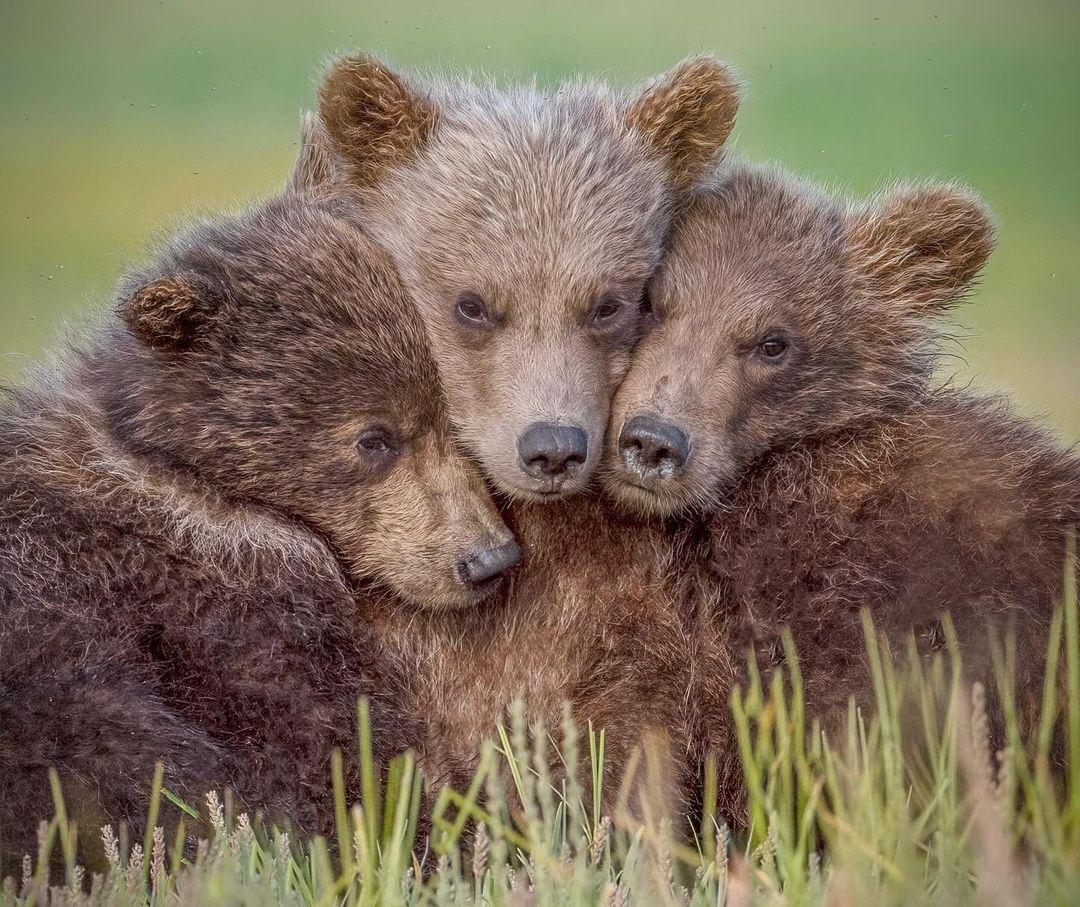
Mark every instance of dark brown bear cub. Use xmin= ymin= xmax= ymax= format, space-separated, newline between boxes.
xmin=606 ymin=163 xmax=1080 ymax=821
xmin=0 ymin=178 xmax=516 ymax=869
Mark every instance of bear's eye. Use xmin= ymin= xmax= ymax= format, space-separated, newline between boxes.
xmin=756 ymin=337 xmax=789 ymax=360
xmin=589 ymin=296 xmax=624 ymax=325
xmin=355 ymin=429 xmax=398 ymax=466
xmin=455 ymin=292 xmax=493 ymax=327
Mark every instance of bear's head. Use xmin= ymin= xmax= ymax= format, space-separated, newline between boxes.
xmin=317 ymin=54 xmax=740 ymax=501
xmin=102 ymin=184 xmax=518 ymax=609
xmin=605 ymin=164 xmax=994 ymax=516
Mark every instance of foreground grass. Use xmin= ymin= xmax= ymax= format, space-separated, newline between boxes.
xmin=5 ymin=548 xmax=1080 ymax=905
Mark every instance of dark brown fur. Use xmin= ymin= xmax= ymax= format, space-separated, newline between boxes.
xmin=0 ymin=182 xmax=514 ymax=868
xmin=607 ymin=163 xmax=1080 ymax=821
xmin=317 ymin=55 xmax=741 ymax=501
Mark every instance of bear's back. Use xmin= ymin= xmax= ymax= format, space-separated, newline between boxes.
xmin=710 ymin=390 xmax=1079 ymax=630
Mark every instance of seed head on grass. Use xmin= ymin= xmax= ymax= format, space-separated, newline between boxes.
xmin=435 ymin=852 xmax=455 ymax=901
xmin=69 ymin=864 xmax=84 ymax=895
xmin=971 ymin=682 xmax=994 ymax=794
xmin=35 ymin=822 xmax=48 ymax=862
xmin=206 ymin=791 xmax=225 ymax=836
xmin=655 ymin=816 xmax=673 ymax=889
xmin=600 ymin=880 xmax=630 ymax=907
xmin=350 ymin=819 xmax=367 ymax=880
xmin=958 ymin=682 xmax=1030 ymax=907
xmin=714 ymin=818 xmax=730 ymax=879
xmin=100 ymin=825 xmax=120 ymax=875
xmin=472 ymin=822 xmax=489 ymax=880
xmin=750 ymin=813 xmax=778 ymax=870
xmin=125 ymin=843 xmax=142 ymax=895
xmin=231 ymin=813 xmax=254 ymax=859
xmin=994 ymin=748 xmax=1011 ymax=807
xmin=589 ymin=816 xmax=611 ymax=865
xmin=150 ymin=826 xmax=165 ymax=891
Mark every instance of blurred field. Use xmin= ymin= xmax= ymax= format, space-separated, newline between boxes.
xmin=2 ymin=0 xmax=1077 ymax=433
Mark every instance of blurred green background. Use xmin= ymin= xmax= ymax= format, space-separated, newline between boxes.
xmin=1 ymin=0 xmax=1077 ymax=433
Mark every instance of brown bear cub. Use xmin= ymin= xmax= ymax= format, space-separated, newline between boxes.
xmin=317 ymin=54 xmax=740 ymax=501
xmin=295 ymin=105 xmax=713 ymax=813
xmin=606 ymin=163 xmax=1080 ymax=820
xmin=0 ymin=161 xmax=517 ymax=868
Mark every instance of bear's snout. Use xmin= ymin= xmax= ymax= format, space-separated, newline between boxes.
xmin=456 ymin=538 xmax=522 ymax=595
xmin=516 ymin=422 xmax=588 ymax=489
xmin=619 ymin=414 xmax=690 ymax=483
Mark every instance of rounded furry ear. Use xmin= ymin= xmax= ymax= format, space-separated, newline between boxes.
xmin=318 ymin=54 xmax=438 ymax=186
xmin=287 ymin=111 xmax=337 ymax=193
xmin=625 ymin=56 xmax=741 ymax=191
xmin=121 ymin=272 xmax=223 ymax=351
xmin=847 ymin=184 xmax=994 ymax=314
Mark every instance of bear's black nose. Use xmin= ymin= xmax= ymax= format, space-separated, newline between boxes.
xmin=619 ymin=415 xmax=690 ymax=478
xmin=457 ymin=539 xmax=522 ymax=590
xmin=517 ymin=422 xmax=588 ymax=479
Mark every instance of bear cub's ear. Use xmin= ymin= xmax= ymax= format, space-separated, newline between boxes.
xmin=318 ymin=54 xmax=438 ymax=187
xmin=120 ymin=272 xmax=224 ymax=351
xmin=625 ymin=56 xmax=741 ymax=191
xmin=847 ymin=183 xmax=995 ymax=315
xmin=287 ymin=111 xmax=338 ymax=194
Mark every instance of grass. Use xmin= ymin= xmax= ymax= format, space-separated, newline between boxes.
xmin=5 ymin=543 xmax=1078 ymax=905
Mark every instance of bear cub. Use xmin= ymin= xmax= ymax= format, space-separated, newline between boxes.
xmin=0 ymin=160 xmax=516 ymax=868
xmin=606 ymin=162 xmax=1080 ymax=820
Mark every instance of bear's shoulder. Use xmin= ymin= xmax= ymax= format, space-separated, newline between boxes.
xmin=0 ymin=393 xmax=353 ymax=628
xmin=727 ymin=392 xmax=1078 ymax=531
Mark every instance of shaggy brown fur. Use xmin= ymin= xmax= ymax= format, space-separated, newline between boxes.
xmin=0 ymin=171 xmax=516 ymax=868
xmin=361 ymin=494 xmax=701 ymax=817
xmin=606 ymin=163 xmax=1080 ymax=821
xmin=317 ymin=55 xmax=740 ymax=501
